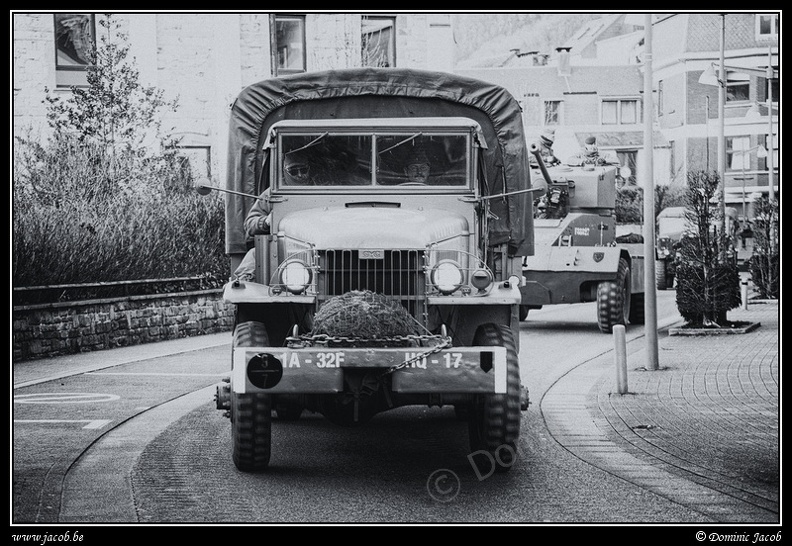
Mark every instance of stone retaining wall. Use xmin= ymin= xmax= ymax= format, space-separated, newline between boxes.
xmin=12 ymin=289 xmax=234 ymax=362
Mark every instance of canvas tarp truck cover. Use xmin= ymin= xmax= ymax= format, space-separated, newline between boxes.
xmin=225 ymin=67 xmax=534 ymax=257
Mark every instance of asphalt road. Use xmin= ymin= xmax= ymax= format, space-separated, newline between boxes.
xmin=13 ymin=290 xmax=704 ymax=525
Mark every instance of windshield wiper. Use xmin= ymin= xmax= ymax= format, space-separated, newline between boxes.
xmin=377 ymin=133 xmax=422 ymax=155
xmin=286 ymin=132 xmax=329 ymax=155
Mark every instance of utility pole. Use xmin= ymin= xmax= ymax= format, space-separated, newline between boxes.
xmin=642 ymin=13 xmax=659 ymax=371
xmin=766 ymin=47 xmax=775 ymax=204
xmin=717 ymin=14 xmax=726 ymax=254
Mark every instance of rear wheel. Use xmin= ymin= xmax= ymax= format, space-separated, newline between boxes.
xmin=231 ymin=321 xmax=272 ymax=472
xmin=597 ymin=258 xmax=631 ymax=333
xmin=467 ymin=323 xmax=521 ymax=473
xmin=656 ymin=259 xmax=669 ymax=290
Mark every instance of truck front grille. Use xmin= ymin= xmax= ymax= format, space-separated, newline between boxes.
xmin=319 ymin=249 xmax=424 ymax=317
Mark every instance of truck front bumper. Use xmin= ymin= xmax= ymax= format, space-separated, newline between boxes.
xmin=232 ymin=346 xmax=508 ymax=395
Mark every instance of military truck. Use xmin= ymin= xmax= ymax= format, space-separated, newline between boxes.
xmin=519 ymin=144 xmax=645 ymax=333
xmin=200 ymin=68 xmax=535 ymax=472
xmin=655 ymin=206 xmax=686 ymax=290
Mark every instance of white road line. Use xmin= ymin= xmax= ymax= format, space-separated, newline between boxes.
xmin=14 ymin=393 xmax=120 ymax=404
xmin=85 ymin=372 xmax=227 ymax=377
xmin=14 ymin=419 xmax=112 ymax=430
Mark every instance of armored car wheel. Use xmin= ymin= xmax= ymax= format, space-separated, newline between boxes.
xmin=519 ymin=305 xmax=530 ymax=321
xmin=231 ymin=321 xmax=272 ymax=472
xmin=467 ymin=323 xmax=521 ymax=474
xmin=596 ymin=258 xmax=631 ymax=333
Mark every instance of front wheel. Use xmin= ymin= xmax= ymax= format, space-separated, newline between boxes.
xmin=597 ymin=258 xmax=631 ymax=333
xmin=231 ymin=321 xmax=272 ymax=472
xmin=467 ymin=323 xmax=522 ymax=474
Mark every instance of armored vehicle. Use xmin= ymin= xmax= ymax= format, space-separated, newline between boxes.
xmin=655 ymin=206 xmax=687 ymax=290
xmin=520 ymin=144 xmax=646 ymax=333
xmin=201 ymin=68 xmax=535 ymax=472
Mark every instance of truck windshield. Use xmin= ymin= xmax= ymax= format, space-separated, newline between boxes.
xmin=279 ymin=132 xmax=468 ymax=188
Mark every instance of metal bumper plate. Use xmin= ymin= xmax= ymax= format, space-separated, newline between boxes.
xmin=232 ymin=346 xmax=507 ymax=394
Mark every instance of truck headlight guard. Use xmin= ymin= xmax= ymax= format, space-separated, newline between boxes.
xmin=430 ymin=259 xmax=464 ymax=294
xmin=279 ymin=259 xmax=313 ymax=294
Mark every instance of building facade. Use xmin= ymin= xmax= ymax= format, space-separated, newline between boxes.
xmin=653 ymin=13 xmax=778 ymax=217
xmin=12 ymin=12 xmax=455 ymax=184
xmin=13 ymin=12 xmax=779 ymax=219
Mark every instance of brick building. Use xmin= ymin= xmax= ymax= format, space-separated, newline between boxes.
xmin=12 ymin=12 xmax=455 ymax=186
xmin=653 ymin=13 xmax=779 ymax=218
xmin=13 ymin=12 xmax=779 ymax=216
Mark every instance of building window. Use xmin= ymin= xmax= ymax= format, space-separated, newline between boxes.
xmin=362 ymin=16 xmax=395 ymax=67
xmin=760 ymin=133 xmax=778 ymax=172
xmin=54 ymin=14 xmax=95 ymax=87
xmin=602 ymin=99 xmax=640 ymax=125
xmin=725 ymin=72 xmax=750 ymax=103
xmin=765 ymin=78 xmax=779 ymax=103
xmin=726 ymin=136 xmax=751 ymax=171
xmin=544 ymin=100 xmax=562 ymax=125
xmin=273 ymin=15 xmax=305 ymax=75
xmin=616 ymin=151 xmax=637 ymax=186
xmin=756 ymin=14 xmax=779 ymax=39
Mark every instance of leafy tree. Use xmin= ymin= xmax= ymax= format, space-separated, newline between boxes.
xmin=44 ymin=14 xmax=178 ymax=153
xmin=615 ymin=185 xmax=643 ymax=224
xmin=654 ymin=184 xmax=686 ymax=215
xmin=14 ymin=14 xmax=226 ymax=288
xmin=674 ymin=171 xmax=741 ymax=326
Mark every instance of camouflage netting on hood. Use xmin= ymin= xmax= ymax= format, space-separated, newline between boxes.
xmin=312 ymin=291 xmax=420 ymax=345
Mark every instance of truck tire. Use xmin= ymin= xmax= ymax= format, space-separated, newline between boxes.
xmin=519 ymin=305 xmax=530 ymax=321
xmin=467 ymin=323 xmax=521 ymax=473
xmin=596 ymin=258 xmax=631 ymax=334
xmin=231 ymin=321 xmax=272 ymax=472
xmin=629 ymin=292 xmax=645 ymax=325
xmin=656 ymin=259 xmax=668 ymax=290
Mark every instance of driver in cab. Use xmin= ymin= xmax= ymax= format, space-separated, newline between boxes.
xmin=402 ymin=148 xmax=431 ymax=184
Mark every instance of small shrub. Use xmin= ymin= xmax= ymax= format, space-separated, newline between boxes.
xmin=674 ymin=171 xmax=740 ymax=326
xmin=13 ymin=14 xmax=226 ymax=290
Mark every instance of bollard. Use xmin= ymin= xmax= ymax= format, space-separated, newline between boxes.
xmin=614 ymin=324 xmax=628 ymax=395
xmin=741 ymin=281 xmax=749 ymax=310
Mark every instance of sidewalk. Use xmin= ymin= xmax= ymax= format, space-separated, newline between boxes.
xmin=544 ymin=299 xmax=780 ymax=523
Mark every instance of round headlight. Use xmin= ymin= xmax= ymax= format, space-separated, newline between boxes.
xmin=280 ymin=260 xmax=312 ymax=294
xmin=431 ymin=260 xmax=464 ymax=294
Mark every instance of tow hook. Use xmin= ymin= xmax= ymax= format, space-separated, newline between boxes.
xmin=215 ymin=377 xmax=231 ymax=416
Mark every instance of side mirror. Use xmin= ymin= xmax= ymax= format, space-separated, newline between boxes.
xmin=195 ymin=177 xmax=214 ymax=196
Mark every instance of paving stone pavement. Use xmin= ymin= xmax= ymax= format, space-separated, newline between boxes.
xmin=543 ymin=299 xmax=779 ymax=523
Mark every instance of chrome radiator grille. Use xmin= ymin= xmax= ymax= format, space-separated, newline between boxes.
xmin=318 ymin=249 xmax=424 ymax=316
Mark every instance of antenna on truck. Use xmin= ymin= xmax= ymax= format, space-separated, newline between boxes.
xmin=194 ymin=178 xmax=264 ymax=200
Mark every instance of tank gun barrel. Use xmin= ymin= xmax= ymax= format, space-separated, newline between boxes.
xmin=529 ymin=142 xmax=554 ymax=189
